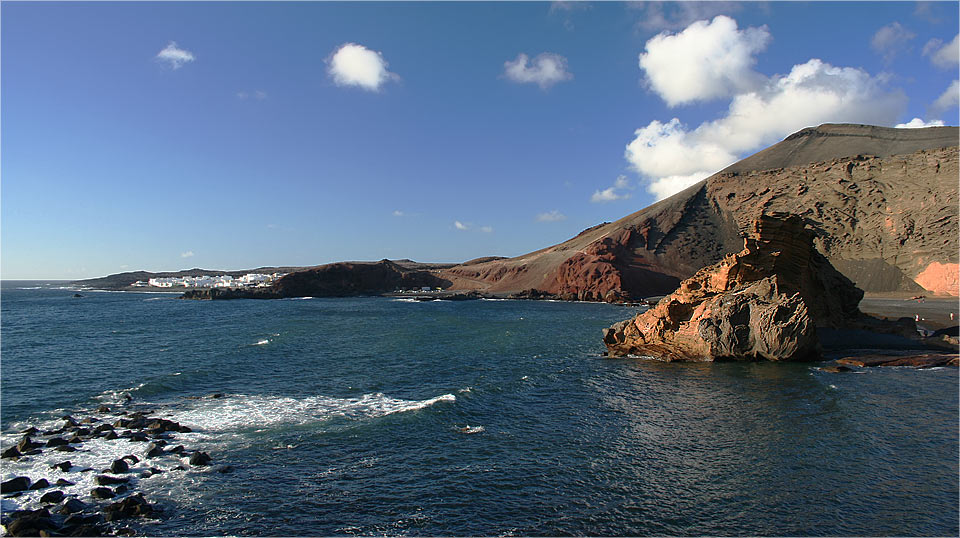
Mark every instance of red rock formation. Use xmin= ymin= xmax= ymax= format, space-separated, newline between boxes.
xmin=602 ymin=214 xmax=865 ymax=361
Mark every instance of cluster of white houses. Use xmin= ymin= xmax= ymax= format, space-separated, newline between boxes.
xmin=131 ymin=273 xmax=285 ymax=289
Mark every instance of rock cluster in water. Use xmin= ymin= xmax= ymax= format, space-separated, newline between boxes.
xmin=1 ymin=405 xmax=215 ymax=537
xmin=602 ymin=214 xmax=904 ymax=361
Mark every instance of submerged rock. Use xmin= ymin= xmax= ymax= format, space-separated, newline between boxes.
xmin=90 ymin=487 xmax=115 ymax=500
xmin=39 ymin=490 xmax=65 ymax=504
xmin=1 ymin=477 xmax=31 ymax=494
xmin=17 ymin=436 xmax=43 ymax=453
xmin=603 ymin=214 xmax=871 ymax=361
xmin=188 ymin=452 xmax=212 ymax=466
xmin=110 ymin=459 xmax=129 ymax=473
xmin=3 ymin=508 xmax=57 ymax=537
xmin=57 ymin=498 xmax=87 ymax=514
xmin=28 ymin=479 xmax=50 ymax=490
xmin=103 ymin=494 xmax=153 ymax=520
xmin=94 ymin=475 xmax=129 ymax=486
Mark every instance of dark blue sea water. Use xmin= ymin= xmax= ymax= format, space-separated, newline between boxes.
xmin=2 ymin=281 xmax=958 ymax=536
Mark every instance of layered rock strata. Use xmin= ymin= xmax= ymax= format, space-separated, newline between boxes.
xmin=602 ymin=214 xmax=874 ymax=361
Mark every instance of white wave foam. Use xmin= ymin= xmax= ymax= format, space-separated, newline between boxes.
xmin=95 ymin=383 xmax=146 ymax=404
xmin=0 ymin=429 xmax=200 ymax=514
xmin=164 ymin=392 xmax=456 ymax=432
xmin=391 ymin=298 xmax=419 ymax=303
xmin=292 ymin=297 xmax=314 ymax=300
xmin=17 ymin=286 xmax=42 ymax=290
xmin=254 ymin=339 xmax=270 ymax=346
xmin=456 ymin=425 xmax=485 ymax=434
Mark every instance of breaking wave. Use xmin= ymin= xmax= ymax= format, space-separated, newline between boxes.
xmin=162 ymin=392 xmax=456 ymax=432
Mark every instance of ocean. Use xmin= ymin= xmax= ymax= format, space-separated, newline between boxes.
xmin=1 ymin=281 xmax=957 ymax=536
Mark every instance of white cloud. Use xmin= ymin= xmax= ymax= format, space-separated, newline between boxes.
xmin=647 ymin=172 xmax=715 ymax=201
xmin=628 ymin=17 xmax=908 ymax=201
xmin=480 ymin=226 xmax=494 ymax=233
xmin=181 ymin=251 xmax=195 ymax=258
xmin=626 ymin=119 xmax=735 ymax=180
xmin=327 ymin=43 xmax=398 ymax=91
xmin=536 ymin=210 xmax=568 ymax=222
xmin=931 ymin=79 xmax=960 ymax=116
xmin=503 ymin=52 xmax=573 ymax=90
xmin=392 ymin=210 xmax=406 ymax=217
xmin=237 ymin=89 xmax=268 ymax=101
xmin=870 ymin=22 xmax=915 ymax=62
xmin=549 ymin=1 xmax=588 ymax=13
xmin=591 ymin=175 xmax=632 ymax=203
xmin=895 ymin=117 xmax=945 ymax=128
xmin=549 ymin=1 xmax=590 ymax=30
xmin=632 ymin=1 xmax=744 ymax=32
xmin=923 ymin=34 xmax=959 ymax=69
xmin=454 ymin=221 xmax=469 ymax=230
xmin=156 ymin=42 xmax=195 ymax=69
xmin=639 ymin=15 xmax=769 ymax=106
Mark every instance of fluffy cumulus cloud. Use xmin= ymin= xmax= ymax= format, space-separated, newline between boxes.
xmin=628 ymin=17 xmax=907 ymax=201
xmin=454 ymin=221 xmax=469 ymax=230
xmin=923 ymin=34 xmax=959 ymax=69
xmin=639 ymin=15 xmax=769 ymax=106
xmin=931 ymin=79 xmax=960 ymax=116
xmin=536 ymin=210 xmax=567 ymax=222
xmin=591 ymin=175 xmax=632 ymax=203
xmin=156 ymin=42 xmax=195 ymax=69
xmin=180 ymin=251 xmax=195 ymax=258
xmin=327 ymin=43 xmax=398 ymax=91
xmin=870 ymin=22 xmax=915 ymax=62
xmin=895 ymin=118 xmax=945 ymax=128
xmin=503 ymin=53 xmax=573 ymax=90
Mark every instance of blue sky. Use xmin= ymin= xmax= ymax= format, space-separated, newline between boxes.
xmin=2 ymin=1 xmax=958 ymax=279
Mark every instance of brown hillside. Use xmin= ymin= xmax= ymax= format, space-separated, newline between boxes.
xmin=441 ymin=124 xmax=959 ymax=298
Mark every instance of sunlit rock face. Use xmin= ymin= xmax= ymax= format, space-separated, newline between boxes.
xmin=602 ymin=214 xmax=865 ymax=361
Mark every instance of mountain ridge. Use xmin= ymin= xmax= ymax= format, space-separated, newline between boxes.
xmin=438 ymin=123 xmax=959 ymax=298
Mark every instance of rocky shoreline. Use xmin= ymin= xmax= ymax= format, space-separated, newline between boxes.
xmin=1 ymin=400 xmax=223 ymax=537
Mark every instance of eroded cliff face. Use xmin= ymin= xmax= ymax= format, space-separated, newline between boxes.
xmin=602 ymin=215 xmax=864 ymax=361
xmin=709 ymin=146 xmax=959 ymax=295
xmin=440 ymin=125 xmax=959 ymax=299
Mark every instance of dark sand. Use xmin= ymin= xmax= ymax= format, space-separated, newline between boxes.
xmin=860 ymin=295 xmax=960 ymax=330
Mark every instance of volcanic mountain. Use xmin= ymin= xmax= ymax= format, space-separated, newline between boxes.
xmin=439 ymin=123 xmax=959 ymax=299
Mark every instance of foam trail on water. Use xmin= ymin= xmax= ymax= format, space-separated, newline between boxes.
xmin=165 ymin=393 xmax=456 ymax=432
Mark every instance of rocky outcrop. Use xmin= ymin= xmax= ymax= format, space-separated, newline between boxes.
xmin=182 ymin=259 xmax=452 ymax=300
xmin=602 ymin=214 xmax=875 ymax=361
